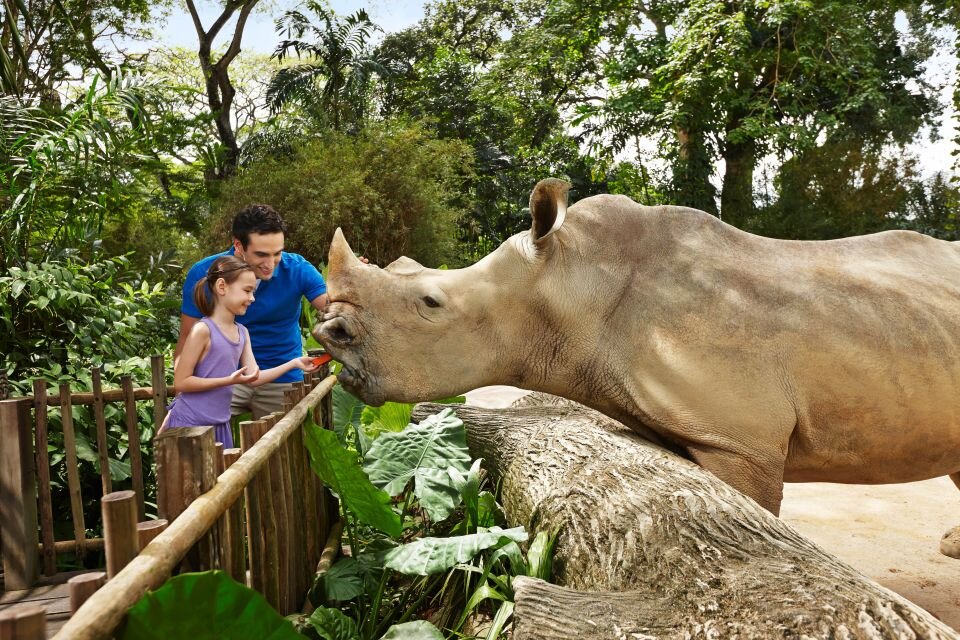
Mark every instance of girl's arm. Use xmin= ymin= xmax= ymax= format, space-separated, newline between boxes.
xmin=238 ymin=325 xmax=317 ymax=387
xmin=249 ymin=356 xmax=318 ymax=387
xmin=176 ymin=323 xmax=257 ymax=392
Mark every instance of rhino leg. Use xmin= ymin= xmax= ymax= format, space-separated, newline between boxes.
xmin=942 ymin=473 xmax=960 ymax=559
xmin=687 ymin=445 xmax=785 ymax=516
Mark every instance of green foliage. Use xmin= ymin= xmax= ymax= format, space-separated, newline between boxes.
xmin=364 ymin=409 xmax=472 ymax=523
xmin=212 ymin=120 xmax=473 ymax=267
xmin=0 ymin=0 xmax=158 ymax=100
xmin=378 ymin=621 xmax=444 ymax=640
xmin=269 ymin=4 xmax=394 ymax=132
xmin=301 ymin=406 xmax=550 ymax=639
xmin=119 ymin=571 xmax=301 ymax=640
xmin=304 ymin=424 xmax=403 ymax=537
xmin=383 ymin=527 xmax=528 ymax=576
xmin=0 ymin=255 xmax=178 ymax=387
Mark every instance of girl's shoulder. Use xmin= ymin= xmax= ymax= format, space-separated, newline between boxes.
xmin=190 ymin=318 xmax=212 ymax=338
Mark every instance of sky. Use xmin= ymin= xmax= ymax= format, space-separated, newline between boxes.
xmin=145 ymin=2 xmax=957 ymax=179
xmin=148 ymin=1 xmax=426 ymax=52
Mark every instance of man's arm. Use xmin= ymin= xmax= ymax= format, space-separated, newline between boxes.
xmin=309 ymin=293 xmax=328 ymax=313
xmin=174 ymin=313 xmax=200 ymax=367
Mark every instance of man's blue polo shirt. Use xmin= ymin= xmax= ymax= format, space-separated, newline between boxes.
xmin=181 ymin=248 xmax=326 ymax=383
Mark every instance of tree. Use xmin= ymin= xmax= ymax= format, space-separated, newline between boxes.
xmin=266 ymin=3 xmax=393 ymax=132
xmin=575 ymin=0 xmax=952 ymax=222
xmin=184 ymin=0 xmax=261 ymax=178
xmin=0 ymin=0 xmax=158 ymax=102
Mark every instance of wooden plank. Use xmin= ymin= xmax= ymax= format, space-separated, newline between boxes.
xmin=239 ymin=422 xmax=265 ymax=594
xmin=0 ymin=398 xmax=39 ymax=590
xmin=120 ymin=377 xmax=145 ymax=521
xmin=213 ymin=443 xmax=226 ymax=572
xmin=222 ymin=449 xmax=245 ymax=584
xmin=268 ymin=411 xmax=294 ymax=614
xmin=101 ymin=491 xmax=137 ymax=579
xmin=241 ymin=419 xmax=279 ymax=608
xmin=150 ymin=355 xmax=167 ymax=434
xmin=90 ymin=368 xmax=111 ymax=496
xmin=31 ymin=381 xmax=56 ymax=577
xmin=52 ymin=376 xmax=336 ymax=640
xmin=57 ymin=385 xmax=85 ymax=560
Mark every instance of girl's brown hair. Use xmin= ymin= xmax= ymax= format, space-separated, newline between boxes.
xmin=193 ymin=256 xmax=253 ymax=316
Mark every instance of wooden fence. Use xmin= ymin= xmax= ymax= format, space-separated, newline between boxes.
xmin=1 ymin=369 xmax=338 ymax=639
xmin=0 ymin=355 xmax=172 ymax=591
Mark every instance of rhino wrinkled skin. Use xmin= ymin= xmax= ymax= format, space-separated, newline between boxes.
xmin=317 ymin=178 xmax=960 ymax=547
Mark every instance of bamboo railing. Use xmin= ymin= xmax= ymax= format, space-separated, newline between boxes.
xmin=0 ymin=356 xmax=171 ymax=590
xmin=48 ymin=372 xmax=338 ymax=640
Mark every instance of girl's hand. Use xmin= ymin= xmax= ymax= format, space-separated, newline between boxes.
xmin=230 ymin=366 xmax=260 ymax=384
xmin=293 ymin=356 xmax=320 ymax=372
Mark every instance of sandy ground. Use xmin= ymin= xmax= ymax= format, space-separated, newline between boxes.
xmin=463 ymin=386 xmax=960 ymax=631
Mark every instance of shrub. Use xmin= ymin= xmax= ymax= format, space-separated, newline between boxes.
xmin=209 ymin=120 xmax=474 ymax=268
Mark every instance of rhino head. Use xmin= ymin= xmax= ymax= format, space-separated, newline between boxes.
xmin=315 ymin=178 xmax=580 ymax=406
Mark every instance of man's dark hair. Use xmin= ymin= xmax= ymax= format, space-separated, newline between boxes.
xmin=231 ymin=204 xmax=287 ymax=248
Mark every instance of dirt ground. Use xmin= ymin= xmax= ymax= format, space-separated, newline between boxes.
xmin=463 ymin=386 xmax=960 ymax=631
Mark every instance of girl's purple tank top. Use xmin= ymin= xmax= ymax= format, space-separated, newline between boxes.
xmin=167 ymin=317 xmax=245 ymax=428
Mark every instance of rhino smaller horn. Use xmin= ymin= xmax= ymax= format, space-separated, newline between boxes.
xmin=530 ymin=178 xmax=570 ymax=242
xmin=328 ymin=228 xmax=361 ymax=283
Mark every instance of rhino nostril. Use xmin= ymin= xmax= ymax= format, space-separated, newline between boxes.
xmin=322 ymin=317 xmax=355 ymax=345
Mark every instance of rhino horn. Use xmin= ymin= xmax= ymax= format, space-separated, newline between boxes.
xmin=530 ymin=178 xmax=571 ymax=242
xmin=328 ymin=228 xmax=361 ymax=285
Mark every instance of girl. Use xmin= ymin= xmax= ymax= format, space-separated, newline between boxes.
xmin=160 ymin=255 xmax=317 ymax=447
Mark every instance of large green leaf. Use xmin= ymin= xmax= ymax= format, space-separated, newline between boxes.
xmin=317 ymin=557 xmax=364 ymax=602
xmin=332 ymin=385 xmax=365 ymax=442
xmin=379 ymin=621 xmax=444 ymax=639
xmin=384 ymin=526 xmax=528 ymax=576
xmin=304 ymin=424 xmax=402 ymax=537
xmin=363 ymin=409 xmax=471 ymax=522
xmin=308 ymin=606 xmax=361 ymax=640
xmin=360 ymin=401 xmax=412 ymax=439
xmin=117 ymin=571 xmax=300 ymax=640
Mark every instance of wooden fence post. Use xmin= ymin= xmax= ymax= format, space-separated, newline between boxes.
xmin=58 ymin=383 xmax=86 ymax=560
xmin=150 ymin=354 xmax=167 ymax=434
xmin=0 ymin=398 xmax=38 ymax=590
xmin=31 ymin=380 xmax=56 ymax=577
xmin=90 ymin=367 xmax=111 ymax=496
xmin=155 ymin=426 xmax=217 ymax=573
xmin=120 ymin=376 xmax=145 ymax=521
xmin=68 ymin=572 xmax=107 ymax=614
xmin=137 ymin=520 xmax=168 ymax=550
xmin=102 ymin=491 xmax=139 ymax=578
xmin=0 ymin=605 xmax=46 ymax=639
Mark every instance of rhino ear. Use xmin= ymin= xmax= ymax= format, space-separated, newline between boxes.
xmin=529 ymin=178 xmax=571 ymax=243
xmin=328 ymin=228 xmax=361 ymax=284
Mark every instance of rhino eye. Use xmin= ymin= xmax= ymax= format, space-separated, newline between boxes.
xmin=422 ymin=295 xmax=441 ymax=308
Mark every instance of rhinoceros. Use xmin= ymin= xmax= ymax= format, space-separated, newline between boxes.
xmin=316 ymin=178 xmax=960 ymax=553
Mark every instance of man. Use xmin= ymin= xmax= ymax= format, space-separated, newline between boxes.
xmin=175 ymin=204 xmax=326 ymax=419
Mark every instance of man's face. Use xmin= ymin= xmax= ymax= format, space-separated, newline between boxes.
xmin=234 ymin=232 xmax=284 ymax=280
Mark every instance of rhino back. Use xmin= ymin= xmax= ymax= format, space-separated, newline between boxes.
xmin=560 ymin=195 xmax=960 ymax=483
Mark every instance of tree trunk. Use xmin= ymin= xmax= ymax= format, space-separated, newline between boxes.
xmin=720 ymin=135 xmax=756 ymax=228
xmin=412 ymin=397 xmax=958 ymax=639
xmin=673 ymin=125 xmax=718 ymax=215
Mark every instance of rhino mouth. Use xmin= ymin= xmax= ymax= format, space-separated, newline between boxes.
xmin=337 ymin=362 xmax=385 ymax=406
